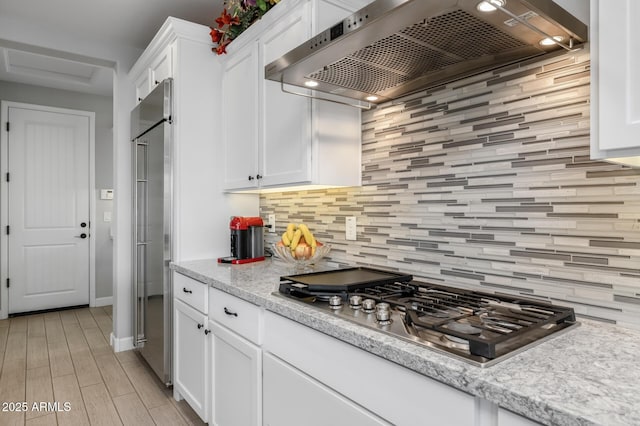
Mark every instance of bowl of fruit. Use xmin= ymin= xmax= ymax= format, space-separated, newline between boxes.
xmin=272 ymin=223 xmax=330 ymax=268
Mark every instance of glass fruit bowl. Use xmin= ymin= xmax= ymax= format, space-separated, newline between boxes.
xmin=272 ymin=242 xmax=331 ymax=268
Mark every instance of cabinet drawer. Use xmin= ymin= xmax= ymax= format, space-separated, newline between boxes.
xmin=264 ymin=312 xmax=475 ymax=426
xmin=174 ymin=273 xmax=208 ymax=314
xmin=209 ymin=287 xmax=262 ymax=344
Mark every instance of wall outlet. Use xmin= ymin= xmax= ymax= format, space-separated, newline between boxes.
xmin=346 ymin=216 xmax=357 ymax=241
xmin=268 ymin=214 xmax=276 ymax=233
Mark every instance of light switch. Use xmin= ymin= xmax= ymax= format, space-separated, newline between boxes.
xmin=268 ymin=214 xmax=276 ymax=233
xmin=100 ymin=189 xmax=114 ymax=200
xmin=103 ymin=211 xmax=112 ymax=223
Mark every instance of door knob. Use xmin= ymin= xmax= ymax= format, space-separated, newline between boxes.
xmin=75 ymin=233 xmax=87 ymax=239
xmin=80 ymin=222 xmax=87 ymax=228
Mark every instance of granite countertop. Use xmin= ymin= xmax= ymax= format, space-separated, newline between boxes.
xmin=171 ymin=258 xmax=640 ymax=426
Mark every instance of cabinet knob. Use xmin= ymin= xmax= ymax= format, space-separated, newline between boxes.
xmin=197 ymin=323 xmax=203 ymax=329
xmin=183 ymin=287 xmax=193 ymax=294
xmin=204 ymin=329 xmax=211 ymax=335
xmin=256 ymin=174 xmax=262 ymax=180
xmin=248 ymin=175 xmax=254 ymax=181
xmin=138 ymin=97 xmax=142 ymax=102
xmin=154 ymin=80 xmax=159 ymax=85
xmin=224 ymin=307 xmax=238 ymax=317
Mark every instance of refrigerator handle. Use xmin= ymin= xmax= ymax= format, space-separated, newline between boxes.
xmin=132 ymin=138 xmax=138 ymax=345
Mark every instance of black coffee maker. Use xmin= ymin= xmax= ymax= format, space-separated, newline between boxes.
xmin=218 ymin=216 xmax=265 ymax=264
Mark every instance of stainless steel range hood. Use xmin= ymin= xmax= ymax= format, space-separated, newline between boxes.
xmin=265 ymin=0 xmax=588 ymax=106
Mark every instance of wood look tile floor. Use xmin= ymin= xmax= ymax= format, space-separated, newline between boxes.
xmin=0 ymin=307 xmax=207 ymax=426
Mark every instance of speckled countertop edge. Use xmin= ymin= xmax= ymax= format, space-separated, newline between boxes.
xmin=171 ymin=258 xmax=640 ymax=426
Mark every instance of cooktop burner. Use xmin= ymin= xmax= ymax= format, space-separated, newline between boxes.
xmin=277 ymin=267 xmax=579 ymax=367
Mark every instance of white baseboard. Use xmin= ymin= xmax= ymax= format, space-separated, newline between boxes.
xmin=111 ymin=333 xmax=134 ymax=352
xmin=94 ymin=296 xmax=113 ymax=307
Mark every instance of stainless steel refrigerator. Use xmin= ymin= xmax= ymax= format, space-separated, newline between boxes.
xmin=131 ymin=78 xmax=173 ymax=385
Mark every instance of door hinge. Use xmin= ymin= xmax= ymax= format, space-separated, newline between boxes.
xmin=5 ymin=122 xmax=9 ymax=132
xmin=5 ymin=172 xmax=9 ymax=182
xmin=5 ymin=225 xmax=9 ymax=235
xmin=6 ymin=278 xmax=9 ymax=288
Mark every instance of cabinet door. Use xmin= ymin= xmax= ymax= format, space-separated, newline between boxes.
xmin=173 ymin=299 xmax=209 ymax=421
xmin=592 ymin=0 xmax=640 ymax=153
xmin=222 ymin=45 xmax=260 ymax=190
xmin=259 ymin=3 xmax=313 ymax=187
xmin=150 ymin=45 xmax=173 ymax=89
xmin=210 ymin=321 xmax=261 ymax=426
xmin=135 ymin=71 xmax=150 ymax=103
xmin=263 ymin=353 xmax=389 ymax=426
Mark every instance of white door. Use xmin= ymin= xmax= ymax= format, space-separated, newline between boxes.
xmin=260 ymin=4 xmax=312 ymax=187
xmin=173 ymin=299 xmax=209 ymax=421
xmin=211 ymin=320 xmax=261 ymax=426
xmin=222 ymin=43 xmax=259 ymax=190
xmin=7 ymin=105 xmax=90 ymax=313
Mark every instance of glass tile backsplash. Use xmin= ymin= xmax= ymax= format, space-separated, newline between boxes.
xmin=261 ymin=47 xmax=640 ymax=329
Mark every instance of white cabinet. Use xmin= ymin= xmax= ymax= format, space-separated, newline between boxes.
xmin=221 ymin=43 xmax=259 ymax=189
xmin=259 ymin=4 xmax=313 ymax=188
xmin=263 ymin=311 xmax=476 ymax=425
xmin=590 ymin=0 xmax=640 ymax=167
xmin=174 ymin=272 xmax=208 ymax=314
xmin=263 ymin=353 xmax=389 ymax=426
xmin=149 ymin=46 xmax=172 ymax=88
xmin=498 ymin=408 xmax=541 ymax=426
xmin=208 ymin=287 xmax=263 ymax=426
xmin=134 ymin=71 xmax=151 ymax=103
xmin=173 ymin=298 xmax=209 ymax=421
xmin=129 ymin=17 xmax=258 ymax=262
xmin=221 ymin=0 xmax=363 ymax=191
xmin=209 ymin=321 xmax=261 ymax=426
xmin=134 ymin=45 xmax=172 ymax=103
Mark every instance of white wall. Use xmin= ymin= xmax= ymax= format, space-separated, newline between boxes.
xmin=554 ymin=0 xmax=590 ymax=24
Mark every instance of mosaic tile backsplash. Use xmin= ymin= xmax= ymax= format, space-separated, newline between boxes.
xmin=260 ymin=48 xmax=640 ymax=329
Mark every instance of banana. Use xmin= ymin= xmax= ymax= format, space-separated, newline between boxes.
xmin=298 ymin=223 xmax=316 ymax=255
xmin=286 ymin=223 xmax=296 ymax=241
xmin=290 ymin=229 xmax=302 ymax=250
xmin=281 ymin=231 xmax=291 ymax=247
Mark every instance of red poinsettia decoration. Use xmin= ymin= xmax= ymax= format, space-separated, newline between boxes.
xmin=209 ymin=0 xmax=280 ymax=55
xmin=215 ymin=8 xmax=240 ymax=28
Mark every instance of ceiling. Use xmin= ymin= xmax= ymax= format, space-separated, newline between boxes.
xmin=0 ymin=0 xmax=225 ymax=96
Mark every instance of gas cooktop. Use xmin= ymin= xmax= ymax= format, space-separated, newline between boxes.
xmin=277 ymin=267 xmax=579 ymax=367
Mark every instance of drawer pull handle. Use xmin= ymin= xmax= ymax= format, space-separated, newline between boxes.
xmin=224 ymin=307 xmax=238 ymax=317
xmin=204 ymin=329 xmax=211 ymax=335
xmin=197 ymin=323 xmax=203 ymax=329
xmin=183 ymin=287 xmax=193 ymax=294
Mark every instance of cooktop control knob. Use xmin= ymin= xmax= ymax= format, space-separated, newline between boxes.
xmin=328 ymin=295 xmax=343 ymax=310
xmin=375 ymin=302 xmax=392 ymax=325
xmin=362 ymin=298 xmax=376 ymax=313
xmin=349 ymin=295 xmax=363 ymax=309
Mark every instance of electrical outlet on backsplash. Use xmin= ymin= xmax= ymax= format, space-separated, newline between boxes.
xmin=261 ymin=46 xmax=640 ymax=330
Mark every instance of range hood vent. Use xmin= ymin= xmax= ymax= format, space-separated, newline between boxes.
xmin=265 ymin=0 xmax=588 ymax=107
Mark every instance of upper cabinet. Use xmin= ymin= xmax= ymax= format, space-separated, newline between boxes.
xmin=129 ymin=17 xmax=259 ymax=261
xmin=221 ymin=0 xmax=370 ymax=191
xmin=134 ymin=45 xmax=173 ymax=103
xmin=590 ymin=0 xmax=640 ymax=167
